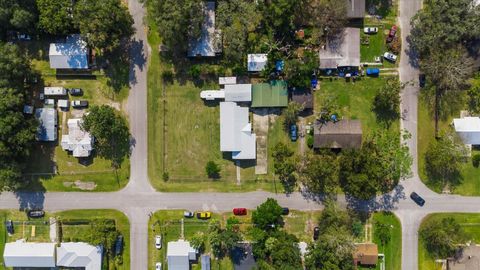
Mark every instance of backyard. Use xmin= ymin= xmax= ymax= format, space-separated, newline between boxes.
xmin=418 ymin=213 xmax=480 ymax=270
xmin=18 ymin=39 xmax=131 ymax=192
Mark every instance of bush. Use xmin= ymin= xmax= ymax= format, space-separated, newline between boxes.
xmin=188 ymin=65 xmax=201 ymax=79
xmin=206 ymin=161 xmax=221 ymax=179
xmin=162 ymin=172 xmax=169 ymax=182
xmin=388 ymin=36 xmax=402 ymax=55
xmin=307 ymin=136 xmax=314 ymax=148
xmin=473 ymin=154 xmax=480 ymax=168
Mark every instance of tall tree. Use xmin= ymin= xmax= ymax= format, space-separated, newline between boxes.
xmin=88 ymin=219 xmax=120 ymax=257
xmin=372 ymin=78 xmax=401 ymax=128
xmin=424 ymin=135 xmax=464 ymax=188
xmin=258 ymin=0 xmax=300 ymax=40
xmin=252 ymin=198 xmax=284 ymax=230
xmin=271 ymin=142 xmax=297 ymax=190
xmin=420 ymin=217 xmax=467 ymax=258
xmin=283 ymin=102 xmax=303 ymax=128
xmin=0 ymin=0 xmax=37 ymax=36
xmin=303 ymin=0 xmax=347 ymax=42
xmin=74 ymin=0 xmax=134 ymax=52
xmin=299 ymin=153 xmax=338 ymax=194
xmin=37 ymin=0 xmax=75 ymax=35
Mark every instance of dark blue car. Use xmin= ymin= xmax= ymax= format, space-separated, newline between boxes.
xmin=290 ymin=125 xmax=297 ymax=141
xmin=366 ymin=68 xmax=380 ymax=76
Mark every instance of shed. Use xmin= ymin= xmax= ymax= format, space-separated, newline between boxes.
xmin=224 ymin=84 xmax=252 ymax=102
xmin=319 ymin=28 xmax=360 ymax=69
xmin=220 ymin=102 xmax=256 ymax=160
xmin=346 ymin=0 xmax=365 ymax=18
xmin=167 ymin=240 xmax=197 ymax=270
xmin=188 ymin=2 xmax=221 ymax=57
xmin=353 ymin=243 xmax=378 ymax=266
xmin=247 ymin=54 xmax=268 ymax=72
xmin=251 ymin=81 xmax=288 ymax=108
xmin=201 ymin=255 xmax=211 ymax=270
xmin=453 ymin=117 xmax=480 ymax=145
xmin=44 ymin=87 xmax=67 ymax=96
xmin=290 ymin=88 xmax=314 ymax=110
xmin=49 ymin=34 xmax=88 ymax=69
xmin=58 ymin=99 xmax=69 ymax=109
xmin=3 ymin=241 xmax=56 ymax=268
xmin=57 ymin=242 xmax=103 ymax=270
xmin=314 ymin=120 xmax=362 ymax=149
xmin=35 ymin=108 xmax=58 ymax=142
xmin=219 ymin=77 xmax=237 ymax=85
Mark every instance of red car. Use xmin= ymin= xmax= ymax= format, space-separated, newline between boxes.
xmin=233 ymin=208 xmax=247 ymax=216
xmin=386 ymin=25 xmax=398 ymax=43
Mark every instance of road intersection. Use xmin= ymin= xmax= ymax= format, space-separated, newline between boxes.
xmin=1 ymin=0 xmax=479 ymax=269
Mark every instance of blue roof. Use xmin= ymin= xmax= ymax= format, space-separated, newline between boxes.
xmin=49 ymin=35 xmax=88 ymax=69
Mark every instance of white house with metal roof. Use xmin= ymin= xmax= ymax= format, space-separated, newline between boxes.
xmin=220 ymin=102 xmax=256 ymax=159
xmin=200 ymin=84 xmax=252 ymax=102
xmin=35 ymin=108 xmax=58 ymax=141
xmin=167 ymin=240 xmax=197 ymax=270
xmin=3 ymin=241 xmax=56 ymax=268
xmin=453 ymin=117 xmax=480 ymax=145
xmin=61 ymin=118 xmax=94 ymax=157
xmin=57 ymin=242 xmax=103 ymax=270
xmin=49 ymin=34 xmax=89 ymax=69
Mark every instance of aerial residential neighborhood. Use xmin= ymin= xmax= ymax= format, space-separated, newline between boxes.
xmin=0 ymin=0 xmax=479 ymax=270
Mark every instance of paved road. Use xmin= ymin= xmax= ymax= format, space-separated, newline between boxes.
xmin=0 ymin=1 xmax=477 ymax=270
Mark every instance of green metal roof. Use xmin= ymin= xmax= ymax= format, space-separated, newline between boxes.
xmin=251 ymin=81 xmax=288 ymax=108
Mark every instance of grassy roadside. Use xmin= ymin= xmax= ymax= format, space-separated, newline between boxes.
xmin=372 ymin=212 xmax=402 ymax=270
xmin=418 ymin=213 xmax=480 ymax=270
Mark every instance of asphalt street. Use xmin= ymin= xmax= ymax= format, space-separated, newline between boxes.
xmin=0 ymin=1 xmax=478 ymax=270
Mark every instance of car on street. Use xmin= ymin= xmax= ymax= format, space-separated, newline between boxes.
xmin=419 ymin=74 xmax=426 ymax=88
xmin=69 ymin=88 xmax=83 ymax=96
xmin=197 ymin=211 xmax=212 ymax=220
xmin=313 ymin=227 xmax=320 ymax=240
xmin=27 ymin=209 xmax=45 ymax=218
xmin=386 ymin=25 xmax=397 ymax=43
xmin=290 ymin=125 xmax=297 ymax=141
xmin=383 ymin=52 xmax=397 ymax=62
xmin=233 ymin=208 xmax=247 ymax=216
xmin=363 ymin=27 xmax=378 ymax=34
xmin=155 ymin=262 xmax=162 ymax=270
xmin=6 ymin=220 xmax=14 ymax=234
xmin=410 ymin=192 xmax=425 ymax=206
xmin=155 ymin=235 xmax=162 ymax=249
xmin=72 ymin=100 xmax=89 ymax=108
xmin=184 ymin=211 xmax=194 ymax=218
xmin=281 ymin=207 xmax=290 ymax=215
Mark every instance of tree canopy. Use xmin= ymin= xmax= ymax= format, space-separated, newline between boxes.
xmin=424 ymin=135 xmax=464 ymax=188
xmin=420 ymin=217 xmax=467 ymax=258
xmin=300 ymin=153 xmax=338 ymax=194
xmin=0 ymin=0 xmax=37 ymax=36
xmin=252 ymin=198 xmax=284 ymax=230
xmin=303 ymin=0 xmax=347 ymax=42
xmin=372 ymin=78 xmax=401 ymax=128
xmin=37 ymin=0 xmax=75 ymax=35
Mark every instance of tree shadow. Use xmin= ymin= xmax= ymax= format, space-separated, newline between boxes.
xmin=366 ymin=0 xmax=393 ymax=17
xmin=128 ymin=38 xmax=147 ymax=86
xmin=405 ymin=35 xmax=420 ymax=69
xmin=14 ymin=190 xmax=46 ymax=211
xmin=345 ymin=184 xmax=406 ymax=213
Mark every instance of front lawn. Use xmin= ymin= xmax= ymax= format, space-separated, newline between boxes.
xmin=371 ymin=212 xmax=401 ymax=270
xmin=283 ymin=210 xmax=322 ymax=242
xmin=419 ymin=213 xmax=480 ymax=270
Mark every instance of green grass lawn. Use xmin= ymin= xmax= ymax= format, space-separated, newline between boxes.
xmin=283 ymin=210 xmax=322 ymax=242
xmin=370 ymin=212 xmax=402 ymax=270
xmin=418 ymin=213 xmax=480 ymax=270
xmin=417 ymin=90 xmax=480 ymax=195
xmin=148 ymin=210 xmax=235 ymax=270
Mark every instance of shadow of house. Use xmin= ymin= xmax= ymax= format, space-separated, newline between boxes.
xmin=232 ymin=243 xmax=257 ymax=270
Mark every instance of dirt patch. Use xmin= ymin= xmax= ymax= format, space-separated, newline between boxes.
xmin=253 ymin=109 xmax=269 ymax=175
xmin=108 ymin=102 xmax=121 ymax=111
xmin=63 ymin=181 xmax=97 ymax=190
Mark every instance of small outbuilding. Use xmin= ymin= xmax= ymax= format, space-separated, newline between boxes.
xmin=23 ymin=105 xmax=34 ymax=114
xmin=453 ymin=117 xmax=480 ymax=145
xmin=314 ymin=119 xmax=362 ymax=149
xmin=58 ymin=99 xmax=69 ymax=109
xmin=290 ymin=88 xmax=314 ymax=111
xmin=49 ymin=34 xmax=89 ymax=69
xmin=167 ymin=240 xmax=197 ymax=270
xmin=353 ymin=243 xmax=378 ymax=266
xmin=247 ymin=54 xmax=268 ymax=72
xmin=35 ymin=108 xmax=58 ymax=142
xmin=201 ymin=254 xmax=211 ymax=270
xmin=3 ymin=241 xmax=56 ymax=268
xmin=44 ymin=87 xmax=67 ymax=96
xmin=224 ymin=84 xmax=252 ymax=102
xmin=251 ymin=81 xmax=288 ymax=108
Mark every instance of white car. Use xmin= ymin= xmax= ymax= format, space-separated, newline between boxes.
xmin=155 ymin=262 xmax=162 ymax=270
xmin=363 ymin=27 xmax=378 ymax=34
xmin=155 ymin=235 xmax=162 ymax=249
xmin=383 ymin=52 xmax=398 ymax=62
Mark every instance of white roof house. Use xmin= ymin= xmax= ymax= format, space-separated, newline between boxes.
xmin=453 ymin=117 xmax=480 ymax=145
xmin=61 ymin=118 xmax=94 ymax=157
xmin=35 ymin=108 xmax=58 ymax=141
xmin=57 ymin=242 xmax=102 ymax=270
xmin=188 ymin=2 xmax=221 ymax=57
xmin=220 ymin=102 xmax=256 ymax=159
xmin=224 ymin=84 xmax=252 ymax=102
xmin=49 ymin=34 xmax=88 ymax=69
xmin=3 ymin=241 xmax=56 ymax=268
xmin=44 ymin=87 xmax=67 ymax=96
xmin=167 ymin=240 xmax=197 ymax=270
xmin=248 ymin=54 xmax=268 ymax=72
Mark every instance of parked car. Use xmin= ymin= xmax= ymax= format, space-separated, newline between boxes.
xmin=410 ymin=192 xmax=425 ymax=206
xmin=27 ymin=209 xmax=45 ymax=218
xmin=156 ymin=262 xmax=162 ymax=270
xmin=196 ymin=211 xmax=212 ymax=220
xmin=383 ymin=52 xmax=398 ymax=62
xmin=366 ymin=68 xmax=380 ymax=77
xmin=155 ymin=235 xmax=162 ymax=249
xmin=290 ymin=125 xmax=298 ymax=141
xmin=386 ymin=25 xmax=398 ymax=43
xmin=313 ymin=227 xmax=320 ymax=240
xmin=114 ymin=235 xmax=123 ymax=256
xmin=281 ymin=208 xmax=290 ymax=215
xmin=6 ymin=220 xmax=14 ymax=234
xmin=363 ymin=27 xmax=378 ymax=34
xmin=233 ymin=208 xmax=247 ymax=216
xmin=183 ymin=211 xmax=194 ymax=218
xmin=72 ymin=100 xmax=89 ymax=108
xmin=69 ymin=88 xmax=83 ymax=96
xmin=419 ymin=74 xmax=426 ymax=88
